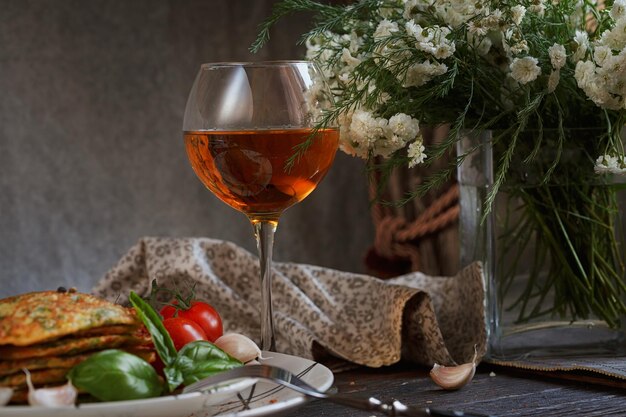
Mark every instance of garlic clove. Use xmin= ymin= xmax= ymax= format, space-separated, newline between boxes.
xmin=24 ymin=368 xmax=77 ymax=407
xmin=429 ymin=349 xmax=479 ymax=390
xmin=429 ymin=361 xmax=476 ymax=390
xmin=214 ymin=333 xmax=262 ymax=363
xmin=0 ymin=388 xmax=13 ymax=406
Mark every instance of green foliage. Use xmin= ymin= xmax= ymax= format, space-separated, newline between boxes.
xmin=68 ymin=350 xmax=163 ymax=401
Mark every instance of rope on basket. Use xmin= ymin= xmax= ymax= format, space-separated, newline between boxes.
xmin=368 ymin=181 xmax=460 ymax=275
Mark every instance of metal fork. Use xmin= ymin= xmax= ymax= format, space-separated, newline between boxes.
xmin=183 ymin=364 xmax=494 ymax=417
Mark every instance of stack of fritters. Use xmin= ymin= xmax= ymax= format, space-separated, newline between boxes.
xmin=0 ymin=290 xmax=155 ymax=403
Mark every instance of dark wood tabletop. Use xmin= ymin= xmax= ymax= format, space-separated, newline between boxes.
xmin=292 ymin=363 xmax=626 ymax=416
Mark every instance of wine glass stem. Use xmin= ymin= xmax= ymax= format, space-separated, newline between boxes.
xmin=252 ymin=219 xmax=278 ymax=351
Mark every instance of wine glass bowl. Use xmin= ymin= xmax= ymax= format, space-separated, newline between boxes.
xmin=182 ymin=61 xmax=338 ymax=350
xmin=184 ymin=127 xmax=338 ymax=222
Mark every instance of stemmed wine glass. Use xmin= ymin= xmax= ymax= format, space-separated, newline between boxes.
xmin=182 ymin=61 xmax=339 ymax=351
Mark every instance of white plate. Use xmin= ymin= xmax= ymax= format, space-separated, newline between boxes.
xmin=0 ymin=351 xmax=333 ymax=417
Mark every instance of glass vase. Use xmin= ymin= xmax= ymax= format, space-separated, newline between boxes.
xmin=457 ymin=129 xmax=626 ymax=361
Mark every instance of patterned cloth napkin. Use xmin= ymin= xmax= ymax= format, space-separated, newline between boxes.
xmin=92 ymin=237 xmax=486 ymax=368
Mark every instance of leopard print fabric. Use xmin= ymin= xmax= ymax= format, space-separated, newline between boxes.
xmin=92 ymin=237 xmax=486 ymax=367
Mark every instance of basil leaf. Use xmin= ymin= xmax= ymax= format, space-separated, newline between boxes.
xmin=129 ymin=293 xmax=242 ymax=392
xmin=164 ymin=364 xmax=184 ymax=392
xmin=129 ymin=291 xmax=178 ymax=368
xmin=68 ymin=349 xmax=163 ymax=401
xmin=170 ymin=341 xmax=242 ymax=386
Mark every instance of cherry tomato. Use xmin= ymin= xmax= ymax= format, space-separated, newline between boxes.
xmin=160 ymin=301 xmax=223 ymax=342
xmin=162 ymin=316 xmax=207 ymax=351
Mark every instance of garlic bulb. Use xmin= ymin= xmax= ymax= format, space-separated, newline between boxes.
xmin=24 ymin=368 xmax=77 ymax=407
xmin=0 ymin=388 xmax=13 ymax=406
xmin=429 ymin=350 xmax=478 ymax=390
xmin=214 ymin=333 xmax=262 ymax=363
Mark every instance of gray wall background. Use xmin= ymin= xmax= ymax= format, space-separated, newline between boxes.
xmin=0 ymin=0 xmax=374 ymax=298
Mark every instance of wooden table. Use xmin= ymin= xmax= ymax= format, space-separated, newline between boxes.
xmin=294 ymin=363 xmax=626 ymax=416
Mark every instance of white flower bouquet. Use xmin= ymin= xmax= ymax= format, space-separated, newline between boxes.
xmin=253 ymin=0 xmax=626 ymax=329
xmin=255 ymin=0 xmax=626 ymax=177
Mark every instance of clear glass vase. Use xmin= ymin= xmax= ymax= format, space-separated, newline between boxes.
xmin=457 ymin=129 xmax=626 ymax=361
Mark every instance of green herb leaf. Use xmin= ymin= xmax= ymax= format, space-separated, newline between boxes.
xmin=129 ymin=291 xmax=179 ymax=391
xmin=171 ymin=340 xmax=242 ymax=386
xmin=67 ymin=349 xmax=163 ymax=401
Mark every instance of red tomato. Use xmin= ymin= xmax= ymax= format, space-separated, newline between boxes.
xmin=162 ymin=316 xmax=207 ymax=351
xmin=160 ymin=301 xmax=223 ymax=342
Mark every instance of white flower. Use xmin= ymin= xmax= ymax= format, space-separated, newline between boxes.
xmin=510 ymin=40 xmax=529 ymax=55
xmin=510 ymin=56 xmax=542 ymax=84
xmin=529 ymin=0 xmax=546 ymax=16
xmin=404 ymin=0 xmax=418 ymax=19
xmin=347 ymin=109 xmax=426 ymax=159
xmin=350 ymin=109 xmax=387 ymax=147
xmin=377 ymin=134 xmax=408 ymax=157
xmin=337 ymin=111 xmax=363 ymax=158
xmin=503 ymin=28 xmax=514 ymax=42
xmin=598 ymin=53 xmax=626 ymax=91
xmin=402 ymin=64 xmax=430 ymax=87
xmin=576 ymin=46 xmax=626 ymax=111
xmin=402 ymin=60 xmax=448 ymax=87
xmin=433 ymin=0 xmax=478 ymax=27
xmin=388 ymin=113 xmax=420 ymax=141
xmin=599 ymin=18 xmax=626 ymax=50
xmin=341 ymin=110 xmax=423 ymax=159
xmin=374 ymin=19 xmax=399 ymax=40
xmin=408 ymin=138 xmax=427 ymax=168
xmin=610 ymin=0 xmax=626 ymax=21
xmin=406 ymin=23 xmax=455 ymax=59
xmin=547 ymin=69 xmax=560 ymax=92
xmin=595 ymin=155 xmax=626 ymax=175
xmin=341 ymin=48 xmax=361 ymax=69
xmin=572 ymin=30 xmax=589 ymax=61
xmin=405 ymin=21 xmax=430 ymax=43
xmin=404 ymin=0 xmax=434 ymax=20
xmin=574 ymin=60 xmax=596 ymax=87
xmin=433 ymin=42 xmax=456 ymax=59
xmin=576 ymin=62 xmax=623 ymax=110
xmin=593 ymin=46 xmax=612 ymax=67
xmin=302 ymin=0 xmax=626 ymax=165
xmin=437 ymin=7 xmax=465 ymax=27
xmin=348 ymin=31 xmax=364 ymax=54
xmin=482 ymin=9 xmax=503 ymax=29
xmin=341 ymin=109 xmax=395 ymax=159
xmin=511 ymin=5 xmax=526 ymax=25
xmin=548 ymin=43 xmax=567 ymax=69
xmin=467 ymin=20 xmax=488 ymax=37
xmin=574 ymin=30 xmax=588 ymax=45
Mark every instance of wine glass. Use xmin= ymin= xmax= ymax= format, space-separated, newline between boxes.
xmin=182 ymin=61 xmax=338 ymax=351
